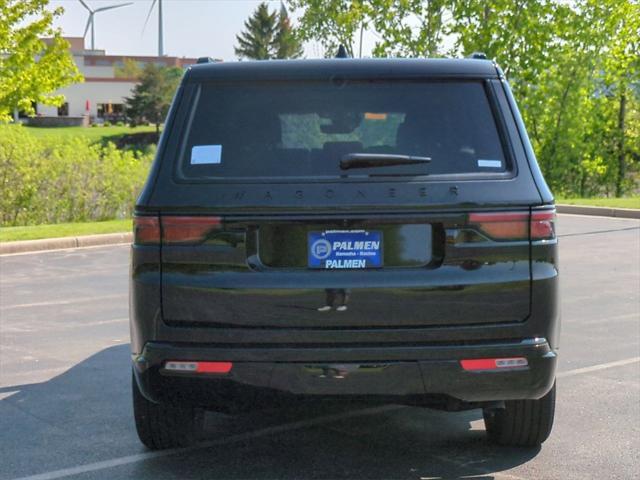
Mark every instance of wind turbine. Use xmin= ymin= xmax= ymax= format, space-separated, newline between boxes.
xmin=79 ymin=0 xmax=133 ymax=51
xmin=143 ymin=0 xmax=164 ymax=57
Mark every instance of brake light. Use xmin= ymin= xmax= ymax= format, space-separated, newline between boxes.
xmin=468 ymin=212 xmax=528 ymax=240
xmin=162 ymin=216 xmax=222 ymax=244
xmin=133 ymin=215 xmax=160 ymax=244
xmin=468 ymin=209 xmax=556 ymax=241
xmin=530 ymin=209 xmax=556 ymax=240
xmin=460 ymin=357 xmax=528 ymax=371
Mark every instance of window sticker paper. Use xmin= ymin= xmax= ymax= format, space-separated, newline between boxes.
xmin=477 ymin=159 xmax=502 ymax=168
xmin=191 ymin=145 xmax=222 ymax=165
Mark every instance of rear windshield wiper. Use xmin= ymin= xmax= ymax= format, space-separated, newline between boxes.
xmin=340 ymin=153 xmax=432 ymax=170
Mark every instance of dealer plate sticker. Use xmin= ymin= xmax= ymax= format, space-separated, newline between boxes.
xmin=308 ymin=230 xmax=383 ymax=269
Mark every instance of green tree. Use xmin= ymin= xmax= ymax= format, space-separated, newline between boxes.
xmin=450 ymin=0 xmax=582 ymax=193
xmin=369 ymin=0 xmax=453 ymax=58
xmin=291 ymin=0 xmax=639 ymax=197
xmin=452 ymin=0 xmax=639 ymax=197
xmin=235 ymin=3 xmax=278 ymax=60
xmin=124 ymin=63 xmax=182 ymax=135
xmin=0 ymin=0 xmax=82 ymax=122
xmin=288 ymin=0 xmax=367 ymax=57
xmin=235 ymin=2 xmax=303 ymax=60
xmin=450 ymin=0 xmax=560 ymax=77
xmin=114 ymin=58 xmax=143 ymax=79
xmin=587 ymin=0 xmax=640 ymax=196
xmin=275 ymin=3 xmax=304 ymax=59
xmin=289 ymin=0 xmax=451 ymax=58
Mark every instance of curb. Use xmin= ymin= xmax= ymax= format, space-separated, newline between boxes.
xmin=556 ymin=204 xmax=640 ymax=219
xmin=0 ymin=232 xmax=132 ymax=255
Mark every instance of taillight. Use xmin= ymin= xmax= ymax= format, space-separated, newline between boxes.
xmin=161 ymin=216 xmax=222 ymax=244
xmin=133 ymin=215 xmax=160 ymax=244
xmin=530 ymin=209 xmax=556 ymax=240
xmin=468 ymin=209 xmax=556 ymax=241
xmin=468 ymin=212 xmax=528 ymax=240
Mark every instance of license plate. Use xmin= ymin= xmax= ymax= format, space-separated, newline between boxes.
xmin=308 ymin=230 xmax=383 ymax=269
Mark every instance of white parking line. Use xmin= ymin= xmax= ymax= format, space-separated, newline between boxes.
xmin=557 ymin=357 xmax=640 ymax=378
xmin=3 ymin=317 xmax=129 ymax=334
xmin=1 ymin=294 xmax=127 ymax=311
xmin=0 ymin=390 xmax=19 ymax=401
xmin=8 ymin=405 xmax=404 ymax=480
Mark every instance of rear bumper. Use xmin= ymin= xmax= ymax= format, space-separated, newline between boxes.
xmin=133 ymin=338 xmax=557 ymax=408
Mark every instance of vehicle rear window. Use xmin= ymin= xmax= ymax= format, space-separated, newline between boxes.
xmin=178 ymin=80 xmax=508 ymax=180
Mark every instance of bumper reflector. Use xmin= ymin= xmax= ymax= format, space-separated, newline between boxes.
xmin=164 ymin=361 xmax=233 ymax=374
xmin=460 ymin=357 xmax=528 ymax=371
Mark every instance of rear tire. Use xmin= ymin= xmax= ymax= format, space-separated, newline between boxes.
xmin=132 ymin=372 xmax=204 ymax=450
xmin=483 ymin=382 xmax=556 ymax=447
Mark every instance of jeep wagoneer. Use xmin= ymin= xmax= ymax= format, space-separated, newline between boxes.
xmin=130 ymin=56 xmax=559 ymax=450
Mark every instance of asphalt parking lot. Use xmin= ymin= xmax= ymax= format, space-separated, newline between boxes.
xmin=1 ymin=213 xmax=639 ymax=480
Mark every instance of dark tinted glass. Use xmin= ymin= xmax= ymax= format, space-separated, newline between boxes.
xmin=179 ymin=81 xmax=507 ymax=179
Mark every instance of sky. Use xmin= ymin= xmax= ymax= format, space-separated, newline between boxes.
xmin=46 ymin=0 xmax=379 ymax=61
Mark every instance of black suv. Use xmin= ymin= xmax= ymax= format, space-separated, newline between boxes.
xmin=130 ymin=57 xmax=559 ymax=450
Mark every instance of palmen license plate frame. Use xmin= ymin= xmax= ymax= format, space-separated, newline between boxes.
xmin=307 ymin=230 xmax=383 ymax=269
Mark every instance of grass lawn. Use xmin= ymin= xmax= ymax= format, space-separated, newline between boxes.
xmin=22 ymin=124 xmax=157 ymax=142
xmin=557 ymin=197 xmax=640 ymax=209
xmin=0 ymin=219 xmax=131 ymax=242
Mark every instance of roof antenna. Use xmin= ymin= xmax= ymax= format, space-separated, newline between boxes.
xmin=336 ymin=44 xmax=349 ymax=58
xmin=468 ymin=52 xmax=488 ymax=60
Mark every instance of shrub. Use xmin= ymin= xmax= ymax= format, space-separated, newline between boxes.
xmin=103 ymin=121 xmax=112 ymax=127
xmin=0 ymin=125 xmax=154 ymax=226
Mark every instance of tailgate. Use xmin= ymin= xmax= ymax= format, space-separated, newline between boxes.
xmin=160 ymin=211 xmax=532 ymax=328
